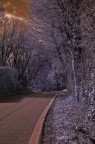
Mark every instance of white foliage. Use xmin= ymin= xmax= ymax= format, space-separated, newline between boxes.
xmin=43 ymin=95 xmax=95 ymax=144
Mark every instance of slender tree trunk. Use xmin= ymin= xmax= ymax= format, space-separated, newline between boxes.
xmin=70 ymin=0 xmax=82 ymax=102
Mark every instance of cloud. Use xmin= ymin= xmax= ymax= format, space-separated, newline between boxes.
xmin=3 ymin=1 xmax=12 ymax=8
xmin=21 ymin=0 xmax=27 ymax=4
xmin=1 ymin=0 xmax=28 ymax=18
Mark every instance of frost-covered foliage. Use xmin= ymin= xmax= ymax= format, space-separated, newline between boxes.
xmin=42 ymin=94 xmax=95 ymax=144
xmin=0 ymin=66 xmax=21 ymax=96
xmin=30 ymin=0 xmax=95 ymax=121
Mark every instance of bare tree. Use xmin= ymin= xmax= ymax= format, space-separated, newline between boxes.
xmin=0 ymin=7 xmax=34 ymax=87
xmin=29 ymin=0 xmax=67 ymax=90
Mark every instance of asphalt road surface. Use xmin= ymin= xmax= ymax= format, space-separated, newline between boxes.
xmin=0 ymin=92 xmax=56 ymax=144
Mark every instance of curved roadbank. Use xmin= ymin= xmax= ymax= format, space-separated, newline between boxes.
xmin=0 ymin=92 xmax=57 ymax=144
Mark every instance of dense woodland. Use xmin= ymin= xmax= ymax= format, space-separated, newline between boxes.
xmin=30 ymin=1 xmax=95 ymax=142
xmin=0 ymin=0 xmax=95 ymax=142
xmin=30 ymin=0 xmax=95 ymax=120
xmin=0 ymin=2 xmax=66 ymax=94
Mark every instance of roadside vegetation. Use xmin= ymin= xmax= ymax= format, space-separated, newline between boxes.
xmin=0 ymin=4 xmax=66 ymax=96
xmin=30 ymin=0 xmax=95 ymax=143
xmin=0 ymin=0 xmax=95 ymax=143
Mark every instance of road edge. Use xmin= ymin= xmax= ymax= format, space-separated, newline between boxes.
xmin=29 ymin=95 xmax=57 ymax=144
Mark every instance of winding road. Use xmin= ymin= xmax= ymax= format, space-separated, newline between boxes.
xmin=0 ymin=92 xmax=56 ymax=144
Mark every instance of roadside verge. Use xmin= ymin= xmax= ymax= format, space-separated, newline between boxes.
xmin=29 ymin=95 xmax=57 ymax=144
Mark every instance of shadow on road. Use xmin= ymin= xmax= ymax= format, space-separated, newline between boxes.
xmin=0 ymin=91 xmax=57 ymax=103
xmin=0 ymin=94 xmax=32 ymax=103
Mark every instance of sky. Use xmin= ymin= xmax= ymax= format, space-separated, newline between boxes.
xmin=0 ymin=0 xmax=29 ymax=18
